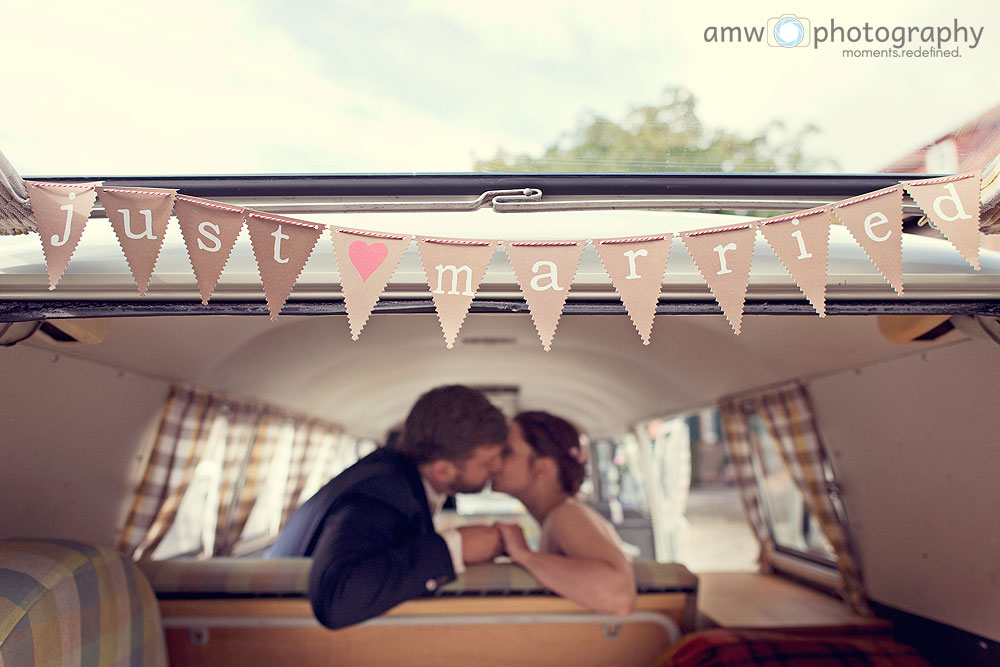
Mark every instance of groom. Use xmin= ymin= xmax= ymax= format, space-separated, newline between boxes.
xmin=269 ymin=385 xmax=509 ymax=629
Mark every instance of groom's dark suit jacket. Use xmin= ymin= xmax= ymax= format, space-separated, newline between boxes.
xmin=269 ymin=447 xmax=455 ymax=629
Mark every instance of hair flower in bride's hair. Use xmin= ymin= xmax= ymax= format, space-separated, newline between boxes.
xmin=568 ymin=445 xmax=588 ymax=464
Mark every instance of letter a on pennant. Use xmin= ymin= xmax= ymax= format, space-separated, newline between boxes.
xmin=758 ymin=207 xmax=832 ymax=316
xmin=331 ymin=230 xmax=412 ymax=340
xmin=97 ymin=186 xmax=177 ymax=296
xmin=174 ymin=195 xmax=245 ymax=304
xmin=505 ymin=241 xmax=586 ymax=350
xmin=904 ymin=173 xmax=981 ymax=270
xmin=246 ymin=212 xmax=323 ymax=320
xmin=682 ymin=225 xmax=756 ymax=334
xmin=24 ymin=181 xmax=101 ymax=289
xmin=594 ymin=236 xmax=671 ymax=344
xmin=833 ymin=187 xmax=904 ymax=295
xmin=417 ymin=238 xmax=497 ymax=348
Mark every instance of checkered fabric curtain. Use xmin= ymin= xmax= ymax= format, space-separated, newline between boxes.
xmin=280 ymin=420 xmax=314 ymax=527
xmin=280 ymin=421 xmax=343 ymax=528
xmin=212 ymin=409 xmax=283 ymax=556
xmin=756 ymin=383 xmax=870 ymax=615
xmin=119 ymin=385 xmax=223 ymax=560
xmin=718 ymin=400 xmax=775 ymax=572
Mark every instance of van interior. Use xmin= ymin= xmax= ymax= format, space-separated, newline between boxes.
xmin=2 ymin=174 xmax=999 ymax=666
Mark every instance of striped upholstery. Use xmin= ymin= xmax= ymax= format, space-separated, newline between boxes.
xmin=139 ymin=558 xmax=696 ymax=599
xmin=0 ymin=539 xmax=166 ymax=667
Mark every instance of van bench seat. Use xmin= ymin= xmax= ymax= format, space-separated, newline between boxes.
xmin=139 ymin=558 xmax=697 ymax=599
xmin=141 ymin=559 xmax=697 ymax=667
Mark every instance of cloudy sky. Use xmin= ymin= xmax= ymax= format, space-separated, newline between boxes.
xmin=2 ymin=0 xmax=997 ymax=175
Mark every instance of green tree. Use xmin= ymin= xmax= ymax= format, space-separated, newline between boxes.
xmin=474 ymin=87 xmax=836 ymax=173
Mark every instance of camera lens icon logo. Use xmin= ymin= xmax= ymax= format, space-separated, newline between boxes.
xmin=767 ymin=15 xmax=811 ymax=48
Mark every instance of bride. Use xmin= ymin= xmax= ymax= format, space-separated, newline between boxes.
xmin=491 ymin=411 xmax=637 ymax=616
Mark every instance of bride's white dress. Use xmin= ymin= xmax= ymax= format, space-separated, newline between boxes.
xmin=537 ymin=496 xmax=633 ymax=558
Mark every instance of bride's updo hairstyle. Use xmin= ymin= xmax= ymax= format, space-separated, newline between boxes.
xmin=513 ymin=411 xmax=587 ymax=495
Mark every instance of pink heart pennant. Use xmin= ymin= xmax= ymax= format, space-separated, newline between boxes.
xmin=349 ymin=240 xmax=389 ymax=281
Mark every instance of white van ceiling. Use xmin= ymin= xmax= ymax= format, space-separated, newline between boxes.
xmin=29 ymin=311 xmax=945 ymax=438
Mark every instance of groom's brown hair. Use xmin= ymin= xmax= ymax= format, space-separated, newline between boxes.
xmin=395 ymin=385 xmax=508 ymax=464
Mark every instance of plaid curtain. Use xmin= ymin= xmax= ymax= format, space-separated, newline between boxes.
xmin=756 ymin=383 xmax=870 ymax=615
xmin=118 ymin=385 xmax=223 ymax=560
xmin=212 ymin=410 xmax=284 ymax=556
xmin=120 ymin=384 xmax=345 ymax=560
xmin=280 ymin=420 xmax=343 ymax=528
xmin=280 ymin=420 xmax=315 ymax=528
xmin=718 ymin=400 xmax=775 ymax=572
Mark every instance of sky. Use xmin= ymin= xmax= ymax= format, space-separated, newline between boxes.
xmin=2 ymin=0 xmax=998 ymax=175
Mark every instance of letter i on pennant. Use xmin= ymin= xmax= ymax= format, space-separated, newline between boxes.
xmin=682 ymin=224 xmax=757 ymax=334
xmin=24 ymin=181 xmax=101 ymax=289
xmin=757 ymin=207 xmax=832 ymax=316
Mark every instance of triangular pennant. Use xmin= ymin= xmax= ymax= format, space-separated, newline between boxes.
xmin=833 ymin=187 xmax=905 ymax=295
xmin=173 ymin=195 xmax=245 ymax=304
xmin=24 ymin=181 xmax=101 ymax=289
xmin=97 ymin=186 xmax=176 ymax=296
xmin=505 ymin=241 xmax=585 ymax=351
xmin=246 ymin=211 xmax=323 ymax=320
xmin=331 ymin=229 xmax=412 ymax=339
xmin=758 ymin=207 xmax=832 ymax=317
xmin=416 ymin=238 xmax=497 ymax=348
xmin=682 ymin=224 xmax=756 ymax=334
xmin=593 ymin=235 xmax=670 ymax=344
xmin=904 ymin=173 xmax=981 ymax=270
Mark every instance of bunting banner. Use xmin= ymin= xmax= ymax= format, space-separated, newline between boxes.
xmin=24 ymin=180 xmax=101 ymax=289
xmin=246 ymin=211 xmax=323 ymax=320
xmin=682 ymin=223 xmax=757 ymax=335
xmin=833 ymin=186 xmax=905 ymax=295
xmin=97 ymin=186 xmax=176 ymax=296
xmin=10 ymin=171 xmax=987 ymax=347
xmin=331 ymin=228 xmax=412 ymax=339
xmin=903 ymin=173 xmax=981 ymax=270
xmin=174 ymin=195 xmax=245 ymax=304
xmin=758 ymin=206 xmax=833 ymax=317
xmin=593 ymin=235 xmax=671 ymax=344
xmin=505 ymin=241 xmax=585 ymax=351
xmin=417 ymin=237 xmax=497 ymax=348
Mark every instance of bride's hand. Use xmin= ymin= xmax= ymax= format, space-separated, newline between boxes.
xmin=495 ymin=522 xmax=531 ymax=562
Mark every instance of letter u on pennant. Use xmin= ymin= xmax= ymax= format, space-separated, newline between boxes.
xmin=97 ymin=186 xmax=177 ymax=296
